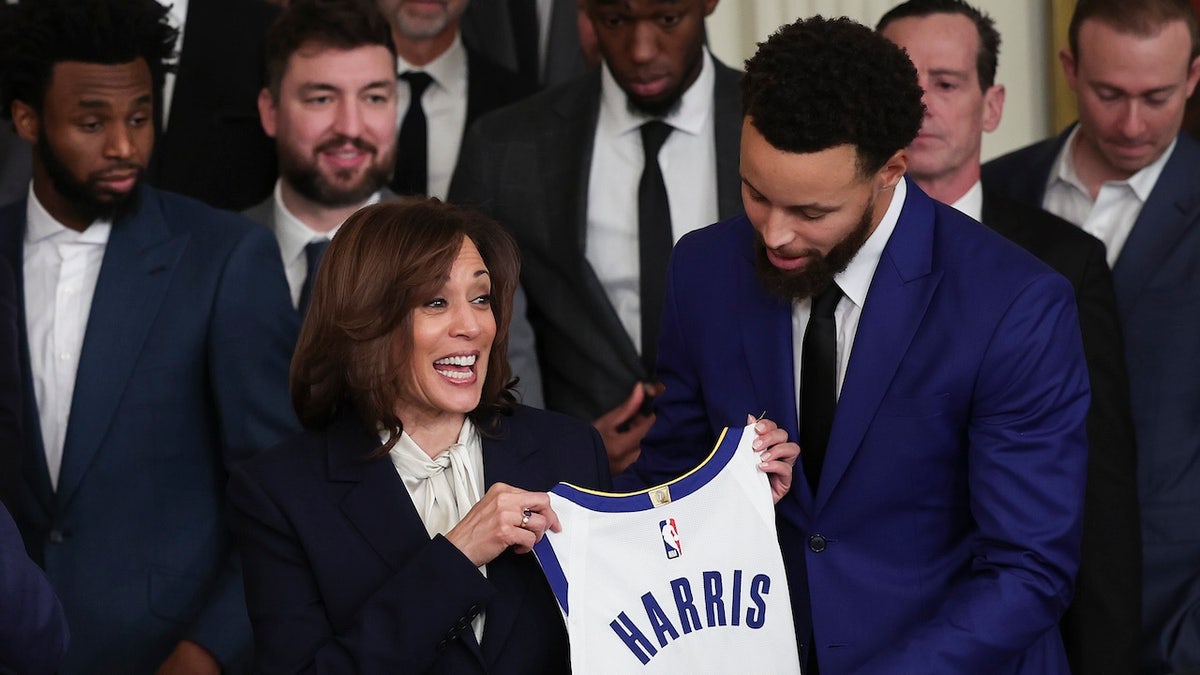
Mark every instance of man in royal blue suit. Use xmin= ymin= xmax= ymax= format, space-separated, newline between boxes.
xmin=983 ymin=2 xmax=1200 ymax=671
xmin=623 ymin=16 xmax=1090 ymax=673
xmin=0 ymin=0 xmax=299 ymax=673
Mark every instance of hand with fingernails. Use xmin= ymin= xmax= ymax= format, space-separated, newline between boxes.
xmin=749 ymin=414 xmax=800 ymax=504
xmin=445 ymin=482 xmax=562 ymax=567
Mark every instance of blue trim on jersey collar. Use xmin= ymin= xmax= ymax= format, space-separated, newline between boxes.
xmin=549 ymin=426 xmax=742 ymax=513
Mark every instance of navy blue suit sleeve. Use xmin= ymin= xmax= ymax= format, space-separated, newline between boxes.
xmin=0 ymin=502 xmax=68 ymax=675
xmin=185 ymin=222 xmax=299 ymax=666
xmin=229 ymin=465 xmax=498 ymax=674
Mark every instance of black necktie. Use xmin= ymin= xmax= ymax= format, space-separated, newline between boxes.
xmin=800 ymin=282 xmax=843 ymax=494
xmin=392 ymin=71 xmax=433 ymax=196
xmin=509 ymin=0 xmax=541 ymax=84
xmin=298 ymin=239 xmax=329 ymax=315
xmin=638 ymin=120 xmax=674 ymax=375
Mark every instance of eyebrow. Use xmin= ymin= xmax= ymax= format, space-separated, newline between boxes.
xmin=77 ymin=93 xmax=152 ymax=109
xmin=740 ymin=175 xmax=842 ymax=212
xmin=927 ymin=68 xmax=970 ymax=79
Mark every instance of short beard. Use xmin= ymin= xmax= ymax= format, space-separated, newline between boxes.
xmin=37 ymin=130 xmax=141 ymax=223
xmin=280 ymin=136 xmax=391 ymax=208
xmin=754 ymin=197 xmax=874 ymax=302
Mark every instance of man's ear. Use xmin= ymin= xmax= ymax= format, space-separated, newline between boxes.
xmin=1185 ymin=53 xmax=1200 ymax=99
xmin=982 ymin=84 xmax=1005 ymax=134
xmin=257 ymin=87 xmax=278 ymax=138
xmin=877 ymin=148 xmax=908 ymax=191
xmin=1059 ymin=47 xmax=1079 ymax=92
xmin=10 ymin=100 xmax=39 ymax=144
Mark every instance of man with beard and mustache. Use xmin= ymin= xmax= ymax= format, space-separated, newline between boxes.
xmin=621 ymin=16 xmax=1090 ymax=674
xmin=244 ymin=0 xmax=401 ymax=313
xmin=377 ymin=0 xmax=534 ymax=199
xmin=450 ymin=0 xmax=742 ymax=475
xmin=0 ymin=0 xmax=299 ymax=672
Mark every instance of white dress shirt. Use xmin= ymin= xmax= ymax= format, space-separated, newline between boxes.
xmin=585 ymin=50 xmax=720 ymax=354
xmin=270 ymin=180 xmax=381 ymax=308
xmin=24 ymin=186 xmax=112 ymax=490
xmin=156 ymin=0 xmax=188 ymax=131
xmin=790 ymin=177 xmax=907 ymax=417
xmin=397 ymin=36 xmax=469 ymax=200
xmin=1043 ymin=126 xmax=1174 ymax=267
xmin=386 ymin=419 xmax=487 ymax=641
xmin=948 ymin=179 xmax=983 ymax=222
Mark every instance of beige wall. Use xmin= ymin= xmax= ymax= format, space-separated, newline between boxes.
xmin=705 ymin=0 xmax=1054 ymax=160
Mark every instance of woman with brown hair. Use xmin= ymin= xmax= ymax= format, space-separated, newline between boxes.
xmin=229 ymin=199 xmax=609 ymax=673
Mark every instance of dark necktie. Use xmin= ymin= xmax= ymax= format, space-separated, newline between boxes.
xmin=509 ymin=0 xmax=541 ymax=85
xmin=298 ymin=239 xmax=329 ymax=315
xmin=638 ymin=120 xmax=674 ymax=375
xmin=392 ymin=71 xmax=434 ymax=196
xmin=800 ymin=282 xmax=843 ymax=494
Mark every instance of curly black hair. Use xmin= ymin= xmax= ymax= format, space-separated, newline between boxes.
xmin=742 ymin=16 xmax=925 ymax=176
xmin=876 ymin=0 xmax=1002 ymax=90
xmin=0 ymin=0 xmax=177 ymax=120
xmin=264 ymin=0 xmax=396 ymax=99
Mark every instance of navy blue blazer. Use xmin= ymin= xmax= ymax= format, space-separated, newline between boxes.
xmin=229 ymin=405 xmax=611 ymax=674
xmin=984 ymin=130 xmax=1200 ymax=673
xmin=627 ymin=181 xmax=1089 ymax=673
xmin=0 ymin=186 xmax=299 ymax=673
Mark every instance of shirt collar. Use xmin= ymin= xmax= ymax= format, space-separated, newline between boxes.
xmin=397 ymin=33 xmax=467 ymax=97
xmin=1051 ymin=125 xmax=1176 ymax=202
xmin=384 ymin=416 xmax=479 ymax=462
xmin=948 ymin=179 xmax=983 ymax=222
xmin=598 ymin=48 xmax=715 ymax=138
xmin=25 ymin=182 xmax=113 ymax=246
xmin=832 ymin=176 xmax=907 ymax=311
xmin=271 ymin=180 xmax=381 ymax=263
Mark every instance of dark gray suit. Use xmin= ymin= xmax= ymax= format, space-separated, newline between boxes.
xmin=449 ymin=61 xmax=744 ymax=420
xmin=461 ymin=0 xmax=589 ymax=88
xmin=243 ymin=191 xmax=545 ymax=408
xmin=985 ymin=129 xmax=1200 ymax=674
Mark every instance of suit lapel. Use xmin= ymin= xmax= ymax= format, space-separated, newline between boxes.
xmin=545 ymin=78 xmax=646 ymax=378
xmin=477 ymin=416 xmax=540 ymax=666
xmin=1111 ymin=135 xmax=1200 ymax=310
xmin=331 ymin=414 xmax=431 ymax=571
xmin=734 ymin=226 xmax=808 ymax=512
xmin=818 ymin=184 xmax=941 ymax=510
xmin=55 ymin=190 xmax=188 ymax=509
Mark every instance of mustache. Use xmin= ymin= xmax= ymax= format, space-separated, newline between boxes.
xmin=314 ymin=136 xmax=378 ymax=155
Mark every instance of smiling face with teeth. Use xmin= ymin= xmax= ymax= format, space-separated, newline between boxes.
xmin=259 ymin=42 xmax=398 ymax=209
xmin=394 ymin=235 xmax=497 ymax=434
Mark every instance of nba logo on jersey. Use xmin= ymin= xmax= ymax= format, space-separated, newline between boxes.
xmin=660 ymin=518 xmax=681 ymax=559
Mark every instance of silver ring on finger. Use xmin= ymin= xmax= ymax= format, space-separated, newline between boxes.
xmin=521 ymin=507 xmax=532 ymax=528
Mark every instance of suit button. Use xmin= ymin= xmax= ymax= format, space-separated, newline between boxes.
xmin=808 ymin=534 xmax=827 ymax=552
xmin=48 ymin=529 xmax=65 ymax=543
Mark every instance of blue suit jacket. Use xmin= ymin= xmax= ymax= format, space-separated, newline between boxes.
xmin=229 ymin=405 xmax=610 ymax=674
xmin=984 ymin=130 xmax=1200 ymax=673
xmin=0 ymin=186 xmax=299 ymax=673
xmin=626 ymin=181 xmax=1090 ymax=673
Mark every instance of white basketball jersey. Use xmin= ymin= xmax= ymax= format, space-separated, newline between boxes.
xmin=533 ymin=424 xmax=802 ymax=674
